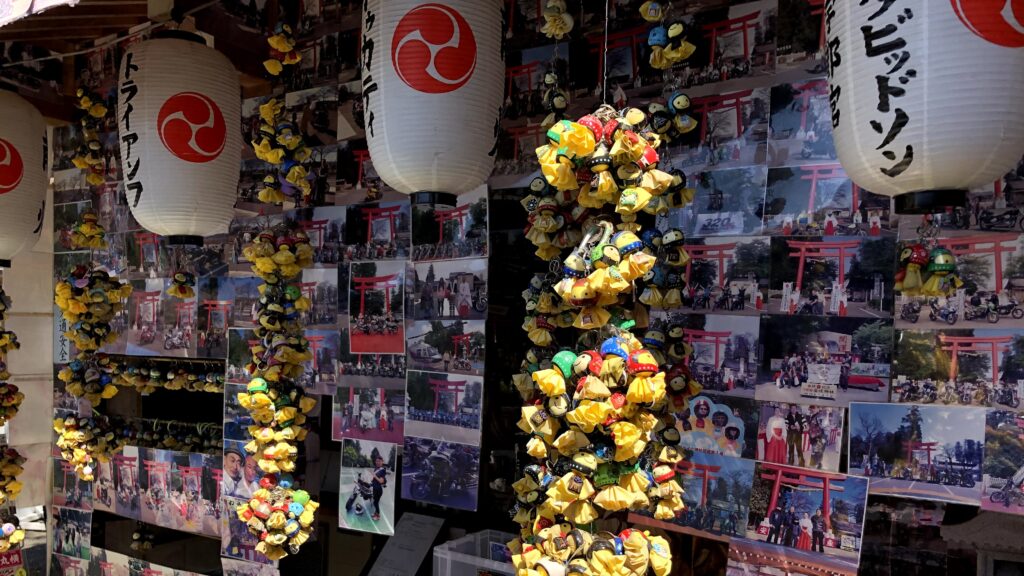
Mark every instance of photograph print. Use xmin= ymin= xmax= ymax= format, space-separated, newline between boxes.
xmin=226 ymin=329 xmax=259 ymax=384
xmin=758 ymin=401 xmax=846 ymax=473
xmin=405 ymin=371 xmax=483 ymax=446
xmin=632 ymin=452 xmax=753 ymax=543
xmin=848 ymin=402 xmax=986 ymax=505
xmin=51 ymin=506 xmax=92 ymax=560
xmin=52 ymin=457 xmax=93 ymax=511
xmin=221 ymin=495 xmax=277 ymax=566
xmin=891 ymin=155 xmax=1024 ymax=240
xmin=746 ymin=462 xmax=867 ymax=569
xmin=655 ymin=165 xmax=767 ymax=237
xmin=662 ymin=86 xmax=769 ymax=175
xmin=123 ymin=278 xmax=198 ymax=358
xmin=666 ymin=236 xmax=770 ymax=317
xmin=983 ymin=410 xmax=1024 ymax=515
xmin=727 ymin=537 xmax=857 ymax=576
xmin=342 ymin=201 xmax=411 ymax=261
xmin=333 ymin=344 xmax=406 ymax=443
xmin=768 ymin=235 xmax=896 ymax=318
xmin=676 ymin=393 xmax=760 ymax=460
xmin=89 ymin=547 xmax=130 ymax=576
xmin=894 ymin=232 xmax=1024 ymax=330
xmin=406 ymin=258 xmax=487 ymax=321
xmin=298 ymin=329 xmax=342 ymax=396
xmin=284 ymin=84 xmax=339 ymax=148
xmin=402 ymin=436 xmax=479 ymax=512
xmin=650 ymin=312 xmax=760 ymax=399
xmin=91 ymin=445 xmax=140 ymax=519
xmin=410 ymin=186 xmax=488 ymax=262
xmin=339 ymin=439 xmax=398 ymax=535
xmin=406 ymin=319 xmax=485 ymax=377
xmin=223 ymin=383 xmax=254 ymax=442
xmin=298 ymin=267 xmax=341 ymax=330
xmin=767 ymin=78 xmax=835 ymax=167
xmin=892 ymin=328 xmax=1024 ymax=409
xmin=756 ymin=315 xmax=893 ymax=407
xmin=763 ymin=164 xmax=891 ymax=236
xmin=138 ymin=447 xmax=174 ymax=526
xmin=349 ymin=260 xmax=405 ymax=354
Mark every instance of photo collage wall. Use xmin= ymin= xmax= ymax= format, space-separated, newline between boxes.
xmin=491 ymin=0 xmax=1024 ymax=575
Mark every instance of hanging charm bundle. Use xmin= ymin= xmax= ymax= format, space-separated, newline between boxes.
xmin=53 ymin=414 xmax=129 ymax=481
xmin=511 ymin=102 xmax=705 ymax=576
xmin=68 ymin=210 xmax=108 ymax=250
xmin=235 ymin=225 xmax=320 ymax=560
xmin=250 ymin=97 xmax=314 ymax=205
xmin=263 ymin=23 xmax=302 ymax=76
xmin=71 ymin=87 xmax=110 ymax=187
xmin=0 ymin=289 xmax=23 ymax=426
xmin=640 ymin=2 xmax=696 ymax=70
xmin=540 ymin=0 xmax=574 ymax=39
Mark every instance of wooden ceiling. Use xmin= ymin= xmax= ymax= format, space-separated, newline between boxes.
xmin=0 ymin=0 xmax=152 ymax=52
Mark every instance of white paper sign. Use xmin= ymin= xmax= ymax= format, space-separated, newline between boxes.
xmin=368 ymin=513 xmax=444 ymax=576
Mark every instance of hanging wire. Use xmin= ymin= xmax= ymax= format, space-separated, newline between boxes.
xmin=601 ymin=0 xmax=610 ymax=103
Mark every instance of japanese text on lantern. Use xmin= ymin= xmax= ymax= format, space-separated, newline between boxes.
xmin=860 ymin=0 xmax=916 ymax=178
xmin=361 ymin=1 xmax=377 ymax=138
xmin=824 ymin=0 xmax=841 ymax=129
xmin=119 ymin=51 xmax=144 ymax=206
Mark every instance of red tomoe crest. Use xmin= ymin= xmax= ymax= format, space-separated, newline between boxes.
xmin=951 ymin=0 xmax=1024 ymax=47
xmin=391 ymin=3 xmax=477 ymax=94
xmin=157 ymin=92 xmax=227 ymax=163
xmin=0 ymin=138 xmax=24 ymax=195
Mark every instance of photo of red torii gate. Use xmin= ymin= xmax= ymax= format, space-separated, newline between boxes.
xmin=748 ymin=462 xmax=868 ymax=562
xmin=349 ymin=262 xmax=405 ymax=355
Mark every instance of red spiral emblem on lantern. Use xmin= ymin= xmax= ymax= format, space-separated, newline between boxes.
xmin=157 ymin=92 xmax=227 ymax=163
xmin=391 ymin=3 xmax=477 ymax=94
xmin=0 ymin=139 xmax=24 ymax=195
xmin=951 ymin=0 xmax=1024 ymax=47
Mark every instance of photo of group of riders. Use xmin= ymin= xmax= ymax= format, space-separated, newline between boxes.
xmin=406 ymin=259 xmax=488 ymax=321
xmin=893 ymin=329 xmax=1024 ymax=409
xmin=401 ymin=437 xmax=480 ymax=512
xmin=332 ymin=386 xmax=405 ymax=445
xmin=409 ymin=189 xmax=488 ymax=263
xmin=849 ymin=403 xmax=985 ymax=505
xmin=348 ymin=261 xmax=405 ymax=354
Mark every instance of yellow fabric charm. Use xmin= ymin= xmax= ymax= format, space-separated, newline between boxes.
xmin=566 ymin=400 xmax=612 ymax=433
xmin=626 ymin=372 xmax=666 ymax=405
xmin=594 ymin=485 xmax=635 ymax=511
xmin=532 ymin=368 xmax=567 ymax=397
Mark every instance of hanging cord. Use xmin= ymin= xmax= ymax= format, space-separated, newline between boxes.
xmin=601 ymin=0 xmax=610 ymax=103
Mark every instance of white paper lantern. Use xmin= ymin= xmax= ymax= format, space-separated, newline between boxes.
xmin=117 ymin=31 xmax=240 ymax=244
xmin=826 ymin=0 xmax=1024 ymax=212
xmin=362 ymin=0 xmax=504 ymax=195
xmin=0 ymin=91 xmax=44 ymax=268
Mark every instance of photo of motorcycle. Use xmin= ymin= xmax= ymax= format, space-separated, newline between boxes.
xmin=344 ymin=474 xmax=375 ymax=516
xmin=899 ymin=300 xmax=920 ymax=323
xmin=928 ymin=298 xmax=958 ymax=325
xmin=963 ymin=300 xmax=999 ymax=323
xmin=996 ymin=296 xmax=1024 ymax=320
xmin=978 ymin=207 xmax=1024 ymax=232
xmin=403 ymin=439 xmax=480 ymax=511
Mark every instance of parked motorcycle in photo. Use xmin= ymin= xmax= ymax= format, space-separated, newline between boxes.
xmin=928 ymin=298 xmax=958 ymax=325
xmin=995 ymin=382 xmax=1021 ymax=409
xmin=995 ymin=296 xmax=1024 ymax=319
xmin=963 ymin=300 xmax=999 ymax=323
xmin=344 ymin=474 xmax=375 ymax=516
xmin=978 ymin=207 xmax=1024 ymax=232
xmin=899 ymin=300 xmax=921 ymax=323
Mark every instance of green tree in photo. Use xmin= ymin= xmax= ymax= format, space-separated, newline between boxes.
xmin=728 ymin=239 xmax=770 ymax=283
xmin=899 ymin=406 xmax=924 ymax=443
xmin=893 ymin=331 xmax=948 ymax=381
xmin=852 ymin=321 xmax=894 ymax=362
xmin=957 ymin=351 xmax=991 ymax=383
xmin=956 ymin=254 xmax=993 ymax=293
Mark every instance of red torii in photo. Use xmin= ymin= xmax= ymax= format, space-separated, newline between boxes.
xmin=430 ymin=377 xmax=467 ymax=414
xmin=300 ymin=219 xmax=328 ymax=250
xmin=507 ymin=124 xmax=546 ymax=161
xmin=179 ymin=465 xmax=203 ymax=493
xmin=175 ymin=300 xmax=195 ymax=328
xmin=681 ymin=242 xmax=737 ymax=288
xmin=937 ymin=234 xmax=1018 ymax=294
xmin=787 ymin=239 xmax=860 ymax=292
xmin=759 ymin=463 xmax=846 ymax=532
xmin=587 ymin=25 xmax=649 ymax=82
xmin=211 ymin=468 xmax=223 ymax=497
xmin=703 ymin=11 xmax=760 ymax=67
xmin=202 ymin=300 xmax=231 ymax=332
xmin=903 ymin=440 xmax=940 ymax=471
xmin=134 ymin=291 xmax=161 ymax=325
xmin=352 ymin=274 xmax=400 ymax=316
xmin=691 ymin=89 xmax=754 ymax=143
xmin=938 ymin=333 xmax=1012 ymax=385
xmin=683 ymin=329 xmax=731 ymax=368
xmin=307 ymin=335 xmax=325 ymax=370
xmin=436 ymin=205 xmax=471 ymax=245
xmin=143 ymin=460 xmax=170 ymax=495
xmin=353 ymin=149 xmax=370 ymax=188
xmin=807 ymin=0 xmax=827 ymax=51
xmin=798 ymin=164 xmax=858 ymax=214
xmin=792 ymin=79 xmax=829 ymax=133
xmin=296 ymin=281 xmax=318 ymax=304
xmin=59 ymin=460 xmax=78 ymax=493
xmin=362 ymin=205 xmax=401 ymax=244
xmin=506 ymin=61 xmax=540 ymax=97
xmin=113 ymin=452 xmax=137 ymax=488
xmin=675 ymin=460 xmax=721 ymax=506
xmin=134 ymin=231 xmax=160 ymax=269
xmin=452 ymin=333 xmax=472 ymax=360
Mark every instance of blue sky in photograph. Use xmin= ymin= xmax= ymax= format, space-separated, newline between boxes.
xmin=850 ymin=403 xmax=985 ymax=446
